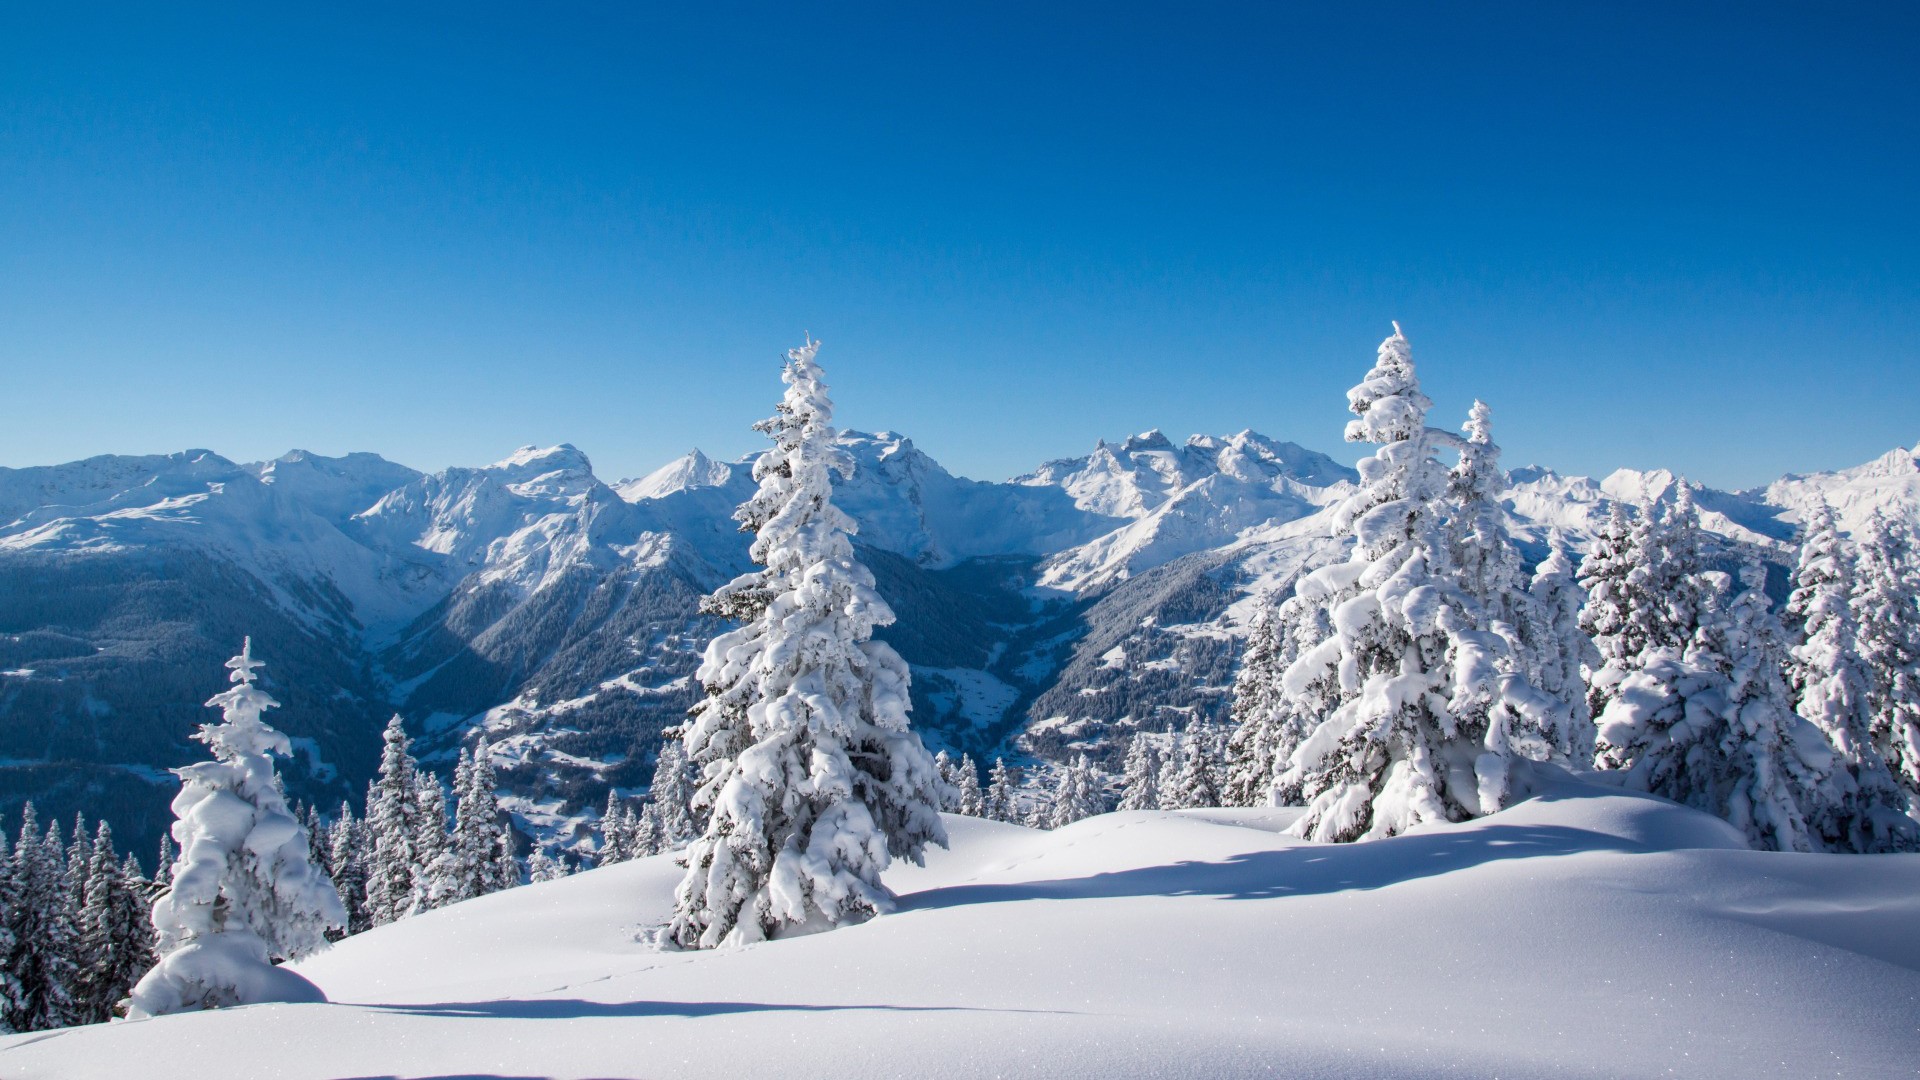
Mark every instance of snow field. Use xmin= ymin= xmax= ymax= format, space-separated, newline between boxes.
xmin=6 ymin=779 xmax=1917 ymax=1079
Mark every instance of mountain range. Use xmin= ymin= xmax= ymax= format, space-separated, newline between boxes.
xmin=3 ymin=428 xmax=1917 ymax=859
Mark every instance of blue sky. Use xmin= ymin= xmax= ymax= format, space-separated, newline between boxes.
xmin=2 ymin=2 xmax=1915 ymax=488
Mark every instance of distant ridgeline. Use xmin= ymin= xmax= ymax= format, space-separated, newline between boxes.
xmin=2 ymin=417 xmax=1917 ymax=858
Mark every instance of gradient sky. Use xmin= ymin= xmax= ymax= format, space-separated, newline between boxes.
xmin=2 ymin=2 xmax=1915 ymax=489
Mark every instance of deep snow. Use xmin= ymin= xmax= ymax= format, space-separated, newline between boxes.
xmin=4 ymin=775 xmax=1916 ymax=1079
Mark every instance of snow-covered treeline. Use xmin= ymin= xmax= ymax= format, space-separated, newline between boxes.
xmin=1220 ymin=325 xmax=1920 ymax=853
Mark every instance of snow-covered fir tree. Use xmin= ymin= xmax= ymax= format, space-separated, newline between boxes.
xmin=1275 ymin=325 xmax=1552 ymax=841
xmin=1852 ymin=511 xmax=1920 ymax=801
xmin=411 ymin=772 xmax=450 ymax=913
xmin=5 ymin=804 xmax=81 ymax=1032
xmin=429 ymin=743 xmax=510 ymax=903
xmin=647 ymin=738 xmax=698 ymax=850
xmin=1527 ymin=532 xmax=1598 ymax=763
xmin=326 ymin=804 xmax=370 ymax=935
xmin=0 ymin=833 xmax=20 ymax=1032
xmin=153 ymin=835 xmax=175 ymax=892
xmin=1046 ymin=755 xmax=1104 ymax=829
xmin=1161 ymin=730 xmax=1224 ymax=810
xmin=1596 ymin=560 xmax=1834 ymax=852
xmin=130 ymin=639 xmax=345 ymax=1017
xmin=363 ymin=715 xmax=422 ymax=927
xmin=952 ymin=755 xmax=986 ymax=817
xmin=1448 ymin=400 xmax=1529 ymax=636
xmin=933 ymin=751 xmax=965 ymax=813
xmin=1787 ymin=504 xmax=1917 ymax=852
xmin=1223 ymin=600 xmax=1287 ymax=807
xmin=527 ymin=849 xmax=570 ymax=883
xmin=600 ymin=791 xmax=638 ymax=865
xmin=668 ymin=340 xmax=947 ymax=949
xmin=631 ymin=803 xmax=663 ymax=859
xmin=75 ymin=820 xmax=156 ymax=1024
xmin=1577 ymin=503 xmax=1641 ymax=721
xmin=1117 ymin=732 xmax=1162 ymax=811
xmin=984 ymin=758 xmax=1019 ymax=824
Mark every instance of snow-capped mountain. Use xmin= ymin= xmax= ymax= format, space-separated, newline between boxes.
xmin=2 ymin=431 xmax=1916 ymax=859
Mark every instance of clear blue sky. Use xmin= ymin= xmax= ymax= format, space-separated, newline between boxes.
xmin=3 ymin=2 xmax=1915 ymax=489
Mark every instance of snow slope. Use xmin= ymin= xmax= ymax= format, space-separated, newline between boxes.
xmin=7 ymin=777 xmax=1916 ymax=1079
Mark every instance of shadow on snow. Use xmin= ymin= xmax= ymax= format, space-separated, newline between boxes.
xmin=900 ymin=822 xmax=1642 ymax=911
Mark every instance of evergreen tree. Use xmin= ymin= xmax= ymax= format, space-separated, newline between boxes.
xmin=1045 ymin=756 xmax=1104 ymax=829
xmin=1787 ymin=505 xmax=1918 ymax=851
xmin=326 ymin=803 xmax=370 ymax=935
xmin=647 ymin=738 xmax=698 ymax=850
xmin=953 ymin=754 xmax=986 ymax=817
xmin=1579 ymin=503 xmax=1652 ymax=720
xmin=1528 ymin=532 xmax=1599 ymax=764
xmin=1117 ymin=732 xmax=1162 ymax=811
xmin=0 ymin=833 xmax=21 ymax=1032
xmin=631 ymin=803 xmax=663 ymax=858
xmin=153 ymin=835 xmax=175 ymax=891
xmin=527 ymin=849 xmax=570 ymax=883
xmin=1223 ymin=599 xmax=1286 ymax=807
xmin=450 ymin=738 xmax=514 ymax=899
xmin=669 ymin=340 xmax=947 ymax=949
xmin=1162 ymin=731 xmax=1224 ymax=810
xmin=933 ymin=750 xmax=963 ymax=813
xmin=75 ymin=821 xmax=156 ymax=1024
xmin=411 ymin=772 xmax=450 ymax=913
xmin=1274 ymin=326 xmax=1553 ymax=842
xmin=129 ymin=640 xmax=345 ymax=1017
xmin=363 ymin=715 xmax=422 ymax=927
xmin=1596 ymin=560 xmax=1833 ymax=852
xmin=985 ymin=758 xmax=1019 ymax=824
xmin=1448 ymin=400 xmax=1530 ymax=637
xmin=599 ymin=790 xmax=635 ymax=865
xmin=1853 ymin=511 xmax=1920 ymax=801
xmin=302 ymin=803 xmax=332 ymax=881
xmin=5 ymin=805 xmax=81 ymax=1031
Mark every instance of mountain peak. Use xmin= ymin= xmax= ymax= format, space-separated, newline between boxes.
xmin=1120 ymin=429 xmax=1174 ymax=453
xmin=619 ymin=448 xmax=738 ymax=502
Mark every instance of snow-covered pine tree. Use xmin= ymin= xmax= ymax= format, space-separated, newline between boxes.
xmin=1596 ymin=560 xmax=1832 ymax=852
xmin=1161 ymin=731 xmax=1225 ymax=810
xmin=1224 ymin=600 xmax=1286 ymax=807
xmin=363 ymin=715 xmax=422 ymax=927
xmin=153 ymin=835 xmax=175 ymax=891
xmin=631 ymin=803 xmax=663 ymax=858
xmin=933 ymin=750 xmax=963 ymax=813
xmin=527 ymin=849 xmax=570 ymax=883
xmin=1577 ymin=502 xmax=1640 ymax=720
xmin=411 ymin=772 xmax=450 ymax=914
xmin=75 ymin=820 xmax=156 ymax=1023
xmin=1274 ymin=325 xmax=1550 ymax=842
xmin=953 ymin=755 xmax=986 ymax=817
xmin=129 ymin=640 xmax=345 ymax=1017
xmin=1853 ymin=511 xmax=1920 ymax=801
xmin=1046 ymin=755 xmax=1104 ymax=828
xmin=985 ymin=758 xmax=1018 ymax=823
xmin=1527 ymin=532 xmax=1599 ymax=764
xmin=0 ymin=833 xmax=20 ymax=1032
xmin=4 ymin=805 xmax=81 ymax=1032
xmin=1448 ymin=400 xmax=1529 ymax=636
xmin=326 ymin=804 xmax=369 ymax=935
xmin=647 ymin=738 xmax=698 ymax=850
xmin=599 ymin=790 xmax=635 ymax=864
xmin=1788 ymin=504 xmax=1918 ymax=851
xmin=1117 ymin=732 xmax=1161 ymax=811
xmin=669 ymin=340 xmax=947 ymax=949
xmin=302 ymin=803 xmax=331 ymax=882
xmin=456 ymin=738 xmax=516 ymax=898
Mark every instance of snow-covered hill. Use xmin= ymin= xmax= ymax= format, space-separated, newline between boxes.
xmin=2 ymin=433 xmax=1917 ymax=860
xmin=5 ymin=778 xmax=1915 ymax=1079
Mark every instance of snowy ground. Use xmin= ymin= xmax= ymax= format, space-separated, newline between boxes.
xmin=5 ymin=774 xmax=1918 ymax=1079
